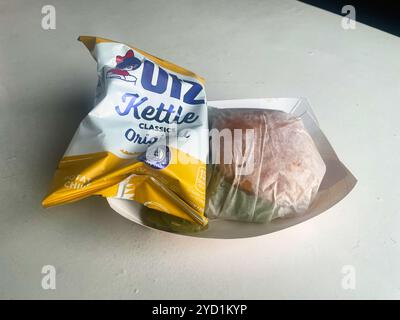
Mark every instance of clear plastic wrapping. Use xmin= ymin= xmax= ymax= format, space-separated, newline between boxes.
xmin=206 ymin=107 xmax=326 ymax=223
xmin=108 ymin=98 xmax=357 ymax=238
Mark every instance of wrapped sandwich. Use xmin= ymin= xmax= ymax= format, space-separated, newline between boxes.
xmin=206 ymin=108 xmax=326 ymax=223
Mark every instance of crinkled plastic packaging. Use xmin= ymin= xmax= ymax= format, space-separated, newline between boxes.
xmin=108 ymin=98 xmax=357 ymax=238
xmin=206 ymin=108 xmax=326 ymax=223
xmin=42 ymin=36 xmax=209 ymax=226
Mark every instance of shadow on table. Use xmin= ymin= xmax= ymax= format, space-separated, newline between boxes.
xmin=298 ymin=0 xmax=400 ymax=37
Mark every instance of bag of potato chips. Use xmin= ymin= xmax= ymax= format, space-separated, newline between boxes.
xmin=42 ymin=36 xmax=209 ymax=226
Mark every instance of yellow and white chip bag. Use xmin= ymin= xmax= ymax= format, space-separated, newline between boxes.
xmin=42 ymin=36 xmax=208 ymax=226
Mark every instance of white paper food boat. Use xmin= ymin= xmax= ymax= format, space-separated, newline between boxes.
xmin=107 ymin=98 xmax=357 ymax=238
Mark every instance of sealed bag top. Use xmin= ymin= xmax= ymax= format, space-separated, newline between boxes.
xmin=42 ymin=36 xmax=208 ymax=226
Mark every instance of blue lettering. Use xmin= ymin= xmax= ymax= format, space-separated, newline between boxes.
xmin=141 ymin=60 xmax=168 ymax=94
xmin=183 ymin=80 xmax=204 ymax=105
xmin=139 ymin=60 xmax=204 ymax=106
xmin=115 ymin=93 xmax=148 ymax=116
xmin=170 ymin=74 xmax=182 ymax=99
xmin=125 ymin=128 xmax=158 ymax=145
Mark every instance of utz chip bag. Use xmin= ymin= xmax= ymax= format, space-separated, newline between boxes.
xmin=42 ymin=36 xmax=209 ymax=226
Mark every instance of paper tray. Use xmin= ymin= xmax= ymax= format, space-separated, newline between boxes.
xmin=107 ymin=98 xmax=357 ymax=238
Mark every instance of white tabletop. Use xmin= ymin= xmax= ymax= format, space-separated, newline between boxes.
xmin=0 ymin=0 xmax=399 ymax=299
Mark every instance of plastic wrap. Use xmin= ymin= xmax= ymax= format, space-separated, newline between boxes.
xmin=108 ymin=98 xmax=357 ymax=238
xmin=206 ymin=108 xmax=326 ymax=223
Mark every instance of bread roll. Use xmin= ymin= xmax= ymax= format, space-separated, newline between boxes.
xmin=206 ymin=108 xmax=326 ymax=222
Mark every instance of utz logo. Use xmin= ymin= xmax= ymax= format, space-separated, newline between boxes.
xmin=106 ymin=50 xmax=141 ymax=84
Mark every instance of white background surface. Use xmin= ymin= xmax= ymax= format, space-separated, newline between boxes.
xmin=0 ymin=0 xmax=399 ymax=299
